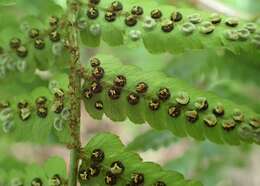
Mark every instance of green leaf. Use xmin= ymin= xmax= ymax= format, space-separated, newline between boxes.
xmin=126 ymin=129 xmax=178 ymax=151
xmin=82 ymin=54 xmax=260 ymax=145
xmin=81 ymin=132 xmax=202 ymax=186
xmin=79 ymin=0 xmax=260 ymax=55
xmin=0 ymin=74 xmax=71 ymax=144
xmin=0 ymin=156 xmax=67 ymax=186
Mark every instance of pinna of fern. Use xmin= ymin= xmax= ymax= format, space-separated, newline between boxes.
xmin=81 ymin=54 xmax=260 ymax=146
xmin=0 ymin=0 xmax=259 ymax=186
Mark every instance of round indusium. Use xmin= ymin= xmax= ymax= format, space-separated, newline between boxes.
xmin=149 ymin=99 xmax=160 ymax=111
xmin=34 ymin=38 xmax=45 ymax=49
xmin=49 ymin=16 xmax=59 ymax=27
xmin=78 ymin=168 xmax=90 ymax=181
xmin=108 ymin=86 xmax=121 ymax=100
xmin=171 ymin=11 xmax=183 ymax=22
xmin=90 ymin=57 xmax=101 ymax=67
xmin=92 ymin=66 xmax=104 ymax=80
xmin=194 ymin=97 xmax=208 ymax=111
xmin=114 ymin=75 xmax=127 ymax=87
xmin=82 ymin=88 xmax=93 ymax=100
xmin=31 ymin=177 xmax=43 ymax=186
xmin=151 ymin=9 xmax=162 ymax=19
xmin=95 ymin=101 xmax=103 ymax=110
xmin=176 ymin=91 xmax=190 ymax=105
xmin=222 ymin=119 xmax=236 ymax=131
xmin=87 ymin=7 xmax=99 ymax=19
xmin=157 ymin=88 xmax=171 ymax=101
xmin=131 ymin=173 xmax=144 ymax=185
xmin=185 ymin=110 xmax=199 ymax=123
xmin=90 ymin=81 xmax=103 ymax=94
xmin=10 ymin=37 xmax=21 ymax=49
xmin=110 ymin=161 xmax=125 ymax=175
xmin=105 ymin=171 xmax=117 ymax=185
xmin=19 ymin=107 xmax=31 ymax=121
xmin=16 ymin=46 xmax=28 ymax=58
xmin=161 ymin=20 xmax=174 ymax=32
xmin=29 ymin=28 xmax=40 ymax=38
xmin=131 ymin=6 xmax=143 ymax=16
xmin=210 ymin=13 xmax=222 ymax=24
xmin=136 ymin=82 xmax=148 ymax=93
xmin=168 ymin=105 xmax=181 ymax=118
xmin=49 ymin=31 xmax=61 ymax=42
xmin=125 ymin=15 xmax=137 ymax=27
xmin=203 ymin=114 xmax=217 ymax=127
xmin=225 ymin=17 xmax=239 ymax=27
xmin=105 ymin=11 xmax=117 ymax=22
xmin=111 ymin=1 xmax=123 ymax=12
xmin=212 ymin=103 xmax=225 ymax=117
xmin=127 ymin=92 xmax=140 ymax=105
xmin=91 ymin=149 xmax=105 ymax=162
xmin=88 ymin=163 xmax=101 ymax=177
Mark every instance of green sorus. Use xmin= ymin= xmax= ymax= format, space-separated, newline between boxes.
xmin=151 ymin=9 xmax=162 ymax=19
xmin=16 ymin=45 xmax=28 ymax=58
xmin=29 ymin=28 xmax=40 ymax=39
xmin=49 ymin=31 xmax=61 ymax=42
xmin=131 ymin=6 xmax=143 ymax=16
xmin=10 ymin=37 xmax=21 ymax=49
xmin=34 ymin=38 xmax=45 ymax=49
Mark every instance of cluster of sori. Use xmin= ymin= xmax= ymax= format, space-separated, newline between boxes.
xmin=0 ymin=85 xmax=70 ymax=133
xmin=0 ymin=15 xmax=64 ymax=79
xmin=82 ymin=57 xmax=260 ymax=144
xmin=78 ymin=148 xmax=166 ymax=186
xmin=82 ymin=57 xmax=105 ymax=110
xmin=81 ymin=0 xmax=260 ymax=45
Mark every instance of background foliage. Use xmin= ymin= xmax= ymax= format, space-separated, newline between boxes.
xmin=0 ymin=0 xmax=259 ymax=186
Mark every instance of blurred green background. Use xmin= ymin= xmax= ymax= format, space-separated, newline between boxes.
xmin=1 ymin=0 xmax=260 ymax=186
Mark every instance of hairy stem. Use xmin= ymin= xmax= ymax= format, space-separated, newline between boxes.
xmin=67 ymin=1 xmax=81 ymax=186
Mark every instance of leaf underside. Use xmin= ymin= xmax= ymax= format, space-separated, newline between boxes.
xmin=0 ymin=156 xmax=67 ymax=186
xmin=79 ymin=0 xmax=260 ymax=55
xmin=0 ymin=73 xmax=72 ymax=144
xmin=80 ymin=132 xmax=203 ymax=186
xmin=82 ymin=54 xmax=260 ymax=145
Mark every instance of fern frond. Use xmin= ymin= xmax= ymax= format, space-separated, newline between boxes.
xmin=0 ymin=156 xmax=67 ymax=186
xmin=78 ymin=0 xmax=260 ymax=54
xmin=82 ymin=55 xmax=260 ymax=145
xmin=0 ymin=73 xmax=72 ymax=144
xmin=80 ymin=132 xmax=203 ymax=186
xmin=0 ymin=5 xmax=69 ymax=81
